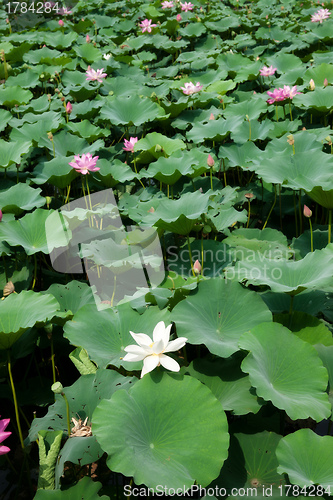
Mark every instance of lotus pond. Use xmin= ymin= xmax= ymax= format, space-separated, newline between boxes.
xmin=1 ymin=0 xmax=333 ymax=498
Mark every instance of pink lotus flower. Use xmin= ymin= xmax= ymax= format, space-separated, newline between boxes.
xmin=282 ymin=85 xmax=301 ymax=99
xmin=58 ymin=19 xmax=64 ymax=26
xmin=123 ymin=137 xmax=138 ymax=152
xmin=69 ymin=153 xmax=100 ymax=175
xmin=176 ymin=13 xmax=182 ymax=21
xmin=311 ymin=8 xmax=331 ymax=22
xmin=161 ymin=1 xmax=174 ymax=8
xmin=60 ymin=6 xmax=72 ymax=15
xmin=86 ymin=34 xmax=90 ymax=43
xmin=180 ymin=81 xmax=203 ymax=95
xmin=266 ymin=88 xmax=285 ymax=104
xmin=259 ymin=65 xmax=277 ymax=76
xmin=180 ymin=1 xmax=194 ymax=11
xmin=0 ymin=416 xmax=11 ymax=455
xmin=86 ymin=66 xmax=107 ymax=83
xmin=139 ymin=19 xmax=157 ymax=33
xmin=66 ymin=102 xmax=72 ymax=114
xmin=209 ymin=113 xmax=215 ymax=120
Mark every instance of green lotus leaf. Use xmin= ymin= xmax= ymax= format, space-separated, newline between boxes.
xmin=179 ymin=22 xmax=207 ymax=37
xmin=183 ymin=356 xmax=263 ymax=415
xmin=140 ymin=191 xmax=211 ymax=235
xmin=207 ymin=204 xmax=248 ymax=233
xmin=276 ymin=429 xmax=333 ymax=488
xmin=0 ymin=291 xmax=60 ymax=349
xmin=0 ymin=109 xmax=12 ymax=133
xmin=219 ymin=141 xmax=262 ymax=169
xmin=304 ymin=63 xmax=333 ymax=87
xmin=0 ymin=85 xmax=33 ymax=106
xmin=0 ymin=139 xmax=32 ymax=169
xmin=145 ymin=154 xmax=194 ymax=185
xmin=0 ymin=209 xmax=69 ymax=255
xmin=45 ymin=281 xmax=96 ymax=316
xmin=239 ymin=323 xmax=331 ymax=421
xmin=134 ymin=132 xmax=186 ymax=163
xmin=231 ymin=119 xmax=274 ymax=144
xmin=41 ymin=31 xmax=78 ymax=48
xmin=172 ymin=278 xmax=272 ymax=357
xmin=74 ymin=44 xmax=103 ymax=63
xmin=38 ymin=130 xmax=103 ymax=157
xmin=92 ymin=372 xmax=229 ymax=489
xmin=6 ymin=69 xmax=39 ymax=89
xmin=206 ymin=80 xmax=236 ymax=95
xmin=308 ymin=186 xmax=333 ymax=209
xmin=10 ymin=118 xmax=64 ymax=144
xmin=291 ymin=229 xmax=329 ymax=257
xmin=65 ymin=120 xmax=110 ymax=141
xmin=0 ymin=184 xmax=45 ymax=214
xmin=274 ymin=311 xmax=333 ymax=346
xmin=225 ymin=247 xmax=333 ymax=295
xmin=223 ymin=228 xmax=292 ymax=260
xmin=22 ymin=46 xmax=61 ymax=64
xmin=224 ymin=99 xmax=268 ymax=121
xmin=218 ymin=432 xmax=284 ymax=490
xmin=293 ymin=87 xmax=333 ymax=112
xmin=35 ymin=474 xmax=109 ymax=500
xmin=100 ymin=95 xmax=166 ymax=126
xmin=95 ymin=158 xmax=137 ymax=187
xmin=101 ymin=75 xmax=146 ymax=97
xmin=33 ymin=156 xmax=78 ymax=189
xmin=63 ymin=302 xmax=170 ymax=369
xmin=186 ymin=117 xmax=238 ymax=142
xmin=27 ymin=369 xmax=135 ymax=443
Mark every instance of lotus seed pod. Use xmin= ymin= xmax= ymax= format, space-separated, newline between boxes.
xmin=51 ymin=382 xmax=64 ymax=394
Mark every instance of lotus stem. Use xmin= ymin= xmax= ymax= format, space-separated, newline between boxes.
xmin=262 ymin=185 xmax=277 ymax=230
xmin=222 ymin=158 xmax=227 ymax=187
xmin=210 ymin=167 xmax=213 ymax=190
xmin=308 ymin=218 xmax=313 ymax=252
xmin=293 ymin=191 xmax=298 ymax=237
xmin=187 ymin=235 xmax=195 ymax=277
xmin=7 ymin=350 xmax=25 ymax=449
xmin=85 ymin=176 xmax=93 ymax=211
xmin=246 ymin=199 xmax=251 ymax=228
xmin=50 ymin=337 xmax=56 ymax=385
xmin=110 ymin=275 xmax=117 ymax=307
xmin=289 ymin=102 xmax=293 ymax=121
xmin=201 ymin=233 xmax=204 ymax=277
xmin=32 ymin=253 xmax=37 ymax=290
xmin=328 ymin=209 xmax=332 ymax=244
xmin=61 ymin=392 xmax=71 ymax=437
xmin=288 ymin=295 xmax=294 ymax=329
xmin=275 ymin=104 xmax=278 ymax=122
xmin=298 ymin=190 xmax=303 ymax=234
xmin=64 ymin=184 xmax=71 ymax=204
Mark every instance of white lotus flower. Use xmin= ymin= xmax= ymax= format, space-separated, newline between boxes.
xmin=123 ymin=321 xmax=187 ymax=378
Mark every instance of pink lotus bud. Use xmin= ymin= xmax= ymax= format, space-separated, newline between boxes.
xmin=209 ymin=113 xmax=215 ymax=120
xmin=148 ymin=207 xmax=155 ymax=213
xmin=58 ymin=19 xmax=64 ymax=26
xmin=207 ymin=154 xmax=215 ymax=167
xmin=66 ymin=102 xmax=72 ymax=114
xmin=193 ymin=260 xmax=202 ymax=275
xmin=309 ymin=79 xmax=315 ymax=90
xmin=86 ymin=34 xmax=90 ymax=43
xmin=0 ymin=209 xmax=2 ymax=222
xmin=323 ymin=78 xmax=328 ymax=87
xmin=177 ymin=14 xmax=182 ymax=21
xmin=303 ymin=205 xmax=312 ymax=218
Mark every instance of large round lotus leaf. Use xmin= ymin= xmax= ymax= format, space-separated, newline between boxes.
xmin=226 ymin=247 xmax=333 ymax=295
xmin=38 ymin=130 xmax=103 ymax=157
xmin=223 ymin=228 xmax=291 ymax=260
xmin=145 ymin=154 xmax=193 ymax=185
xmin=34 ymin=475 xmax=108 ymax=500
xmin=206 ymin=204 xmax=248 ymax=233
xmin=33 ymin=156 xmax=79 ymax=188
xmin=291 ymin=229 xmax=329 ymax=258
xmin=231 ymin=119 xmax=274 ymax=144
xmin=139 ymin=191 xmax=211 ymax=235
xmin=315 ymin=344 xmax=333 ymax=412
xmin=100 ymin=95 xmax=166 ymax=126
xmin=10 ymin=119 xmax=63 ymax=144
xmin=0 ymin=291 xmax=60 ymax=349
xmin=293 ymin=87 xmax=333 ymax=112
xmin=0 ymin=109 xmax=12 ymax=133
xmin=224 ymin=99 xmax=268 ymax=121
xmin=219 ymin=141 xmax=262 ymax=169
xmin=134 ymin=132 xmax=186 ymax=163
xmin=274 ymin=311 xmax=333 ymax=346
xmin=0 ymin=184 xmax=45 ymax=214
xmin=0 ymin=139 xmax=31 ymax=168
xmin=65 ymin=120 xmax=110 ymax=141
xmin=41 ymin=31 xmax=78 ymax=49
xmin=45 ymin=281 xmax=96 ymax=316
xmin=276 ymin=429 xmax=333 ymax=488
xmin=74 ymin=44 xmax=102 ymax=63
xmin=308 ymin=186 xmax=333 ymax=209
xmin=0 ymin=209 xmax=69 ymax=255
xmin=27 ymin=369 xmax=135 ymax=443
xmin=0 ymin=85 xmax=33 ymax=106
xmin=218 ymin=432 xmax=284 ymax=490
xmin=304 ymin=63 xmax=333 ymax=87
xmin=239 ymin=323 xmax=331 ymax=421
xmin=92 ymin=372 xmax=229 ymax=489
xmin=183 ymin=356 xmax=263 ymax=415
xmin=63 ymin=302 xmax=170 ymax=369
xmin=172 ymin=278 xmax=272 ymax=358
xmin=186 ymin=117 xmax=237 ymax=142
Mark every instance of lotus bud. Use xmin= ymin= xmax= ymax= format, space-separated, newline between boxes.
xmin=44 ymin=323 xmax=53 ymax=339
xmin=58 ymin=19 xmax=64 ymax=26
xmin=209 ymin=113 xmax=215 ymax=120
xmin=325 ymin=135 xmax=332 ymax=146
xmin=148 ymin=207 xmax=155 ymax=213
xmin=323 ymin=78 xmax=328 ymax=87
xmin=193 ymin=260 xmax=202 ymax=275
xmin=47 ymin=94 xmax=51 ymax=101
xmin=155 ymin=144 xmax=162 ymax=152
xmin=245 ymin=193 xmax=254 ymax=200
xmin=47 ymin=132 xmax=53 ymax=140
xmin=60 ymin=96 xmax=65 ymax=102
xmin=45 ymin=196 xmax=52 ymax=208
xmin=51 ymin=382 xmax=64 ymax=394
xmin=287 ymin=134 xmax=294 ymax=146
xmin=66 ymin=102 xmax=72 ymax=114
xmin=303 ymin=205 xmax=312 ymax=218
xmin=0 ymin=209 xmax=2 ymax=222
xmin=309 ymin=79 xmax=315 ymax=90
xmin=207 ymin=154 xmax=215 ymax=167
xmin=86 ymin=34 xmax=90 ymax=43
xmin=177 ymin=14 xmax=182 ymax=21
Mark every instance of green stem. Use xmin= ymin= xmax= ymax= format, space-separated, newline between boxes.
xmin=293 ymin=191 xmax=298 ymax=238
xmin=50 ymin=336 xmax=56 ymax=385
xmin=262 ymin=185 xmax=277 ymax=230
xmin=210 ymin=167 xmax=213 ymax=190
xmin=309 ymin=218 xmax=313 ymax=252
xmin=298 ymin=189 xmax=303 ymax=234
xmin=187 ymin=235 xmax=195 ymax=277
xmin=246 ymin=200 xmax=251 ymax=228
xmin=328 ymin=209 xmax=332 ymax=244
xmin=275 ymin=104 xmax=278 ymax=122
xmin=61 ymin=392 xmax=71 ymax=437
xmin=7 ymin=350 xmax=25 ymax=449
xmin=289 ymin=102 xmax=293 ymax=121
xmin=32 ymin=253 xmax=37 ymax=290
xmin=288 ymin=295 xmax=294 ymax=329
